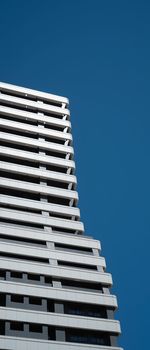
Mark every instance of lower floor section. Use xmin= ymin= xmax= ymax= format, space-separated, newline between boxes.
xmin=0 ymin=336 xmax=123 ymax=350
xmin=0 ymin=319 xmax=117 ymax=347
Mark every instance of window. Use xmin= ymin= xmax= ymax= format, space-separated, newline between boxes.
xmin=66 ymin=329 xmax=110 ymax=346
xmin=0 ymin=252 xmax=49 ymax=264
xmin=11 ymin=295 xmax=24 ymax=303
xmin=10 ymin=322 xmax=24 ymax=331
xmin=58 ymin=260 xmax=97 ymax=270
xmin=29 ymin=297 xmax=42 ymax=305
xmin=0 ymin=294 xmax=6 ymax=306
xmin=0 ymin=270 xmax=6 ymax=280
xmin=11 ymin=271 xmax=22 ymax=279
xmin=28 ymin=274 xmax=40 ymax=281
xmin=55 ymin=243 xmax=92 ymax=254
xmin=45 ymin=276 xmax=52 ymax=285
xmin=61 ymin=279 xmax=103 ymax=292
xmin=0 ymin=320 xmax=5 ymax=335
xmin=0 ymin=234 xmax=46 ymax=246
xmin=65 ymin=302 xmax=107 ymax=318
xmin=29 ymin=324 xmax=42 ymax=333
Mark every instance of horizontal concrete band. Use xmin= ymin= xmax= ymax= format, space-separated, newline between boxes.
xmin=0 ymin=105 xmax=71 ymax=127
xmin=0 ymin=280 xmax=117 ymax=307
xmin=0 ymin=336 xmax=123 ymax=350
xmin=0 ymin=93 xmax=70 ymax=116
xmin=0 ymin=223 xmax=100 ymax=250
xmin=0 ymin=81 xmax=69 ymax=105
xmin=0 ymin=307 xmax=121 ymax=333
xmin=0 ymin=131 xmax=74 ymax=154
xmin=0 ymin=146 xmax=75 ymax=169
xmin=0 ymin=161 xmax=77 ymax=184
xmin=0 ymin=240 xmax=104 ymax=266
xmin=0 ymin=258 xmax=112 ymax=284
xmin=0 ymin=207 xmax=84 ymax=232
xmin=0 ymin=195 xmax=80 ymax=218
xmin=0 ymin=177 xmax=78 ymax=200
xmin=0 ymin=118 xmax=72 ymax=141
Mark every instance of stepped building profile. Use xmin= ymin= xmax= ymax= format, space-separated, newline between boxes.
xmin=0 ymin=82 xmax=122 ymax=349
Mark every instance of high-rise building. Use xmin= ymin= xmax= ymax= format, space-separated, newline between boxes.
xmin=0 ymin=82 xmax=122 ymax=350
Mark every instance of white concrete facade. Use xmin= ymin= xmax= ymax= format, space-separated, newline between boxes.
xmin=0 ymin=336 xmax=124 ymax=350
xmin=0 ymin=82 xmax=122 ymax=349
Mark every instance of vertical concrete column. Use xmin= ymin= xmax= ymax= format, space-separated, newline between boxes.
xmin=5 ymin=321 xmax=11 ymax=335
xmin=62 ymin=106 xmax=71 ymax=167
xmin=62 ymin=103 xmax=67 ymax=110
xmin=52 ymin=281 xmax=65 ymax=313
xmin=63 ymin=124 xmax=70 ymax=161
xmin=97 ymin=265 xmax=104 ymax=272
xmin=22 ymin=273 xmax=28 ymax=283
xmin=5 ymin=271 xmax=11 ymax=281
xmin=68 ymin=182 xmax=73 ymax=190
xmin=52 ymin=280 xmax=62 ymax=288
xmin=106 ymin=308 xmax=118 ymax=346
xmin=53 ymin=239 xmax=66 ymax=341
xmin=24 ymin=323 xmax=29 ymax=336
xmin=92 ymin=248 xmax=99 ymax=256
xmin=40 ymin=275 xmax=45 ymax=284
xmin=37 ymin=117 xmax=58 ymax=274
xmin=110 ymin=335 xmax=118 ymax=347
xmin=54 ymin=302 xmax=64 ymax=314
xmin=69 ymin=198 xmax=74 ymax=206
xmin=67 ymin=166 xmax=72 ymax=174
xmin=52 ymin=270 xmax=66 ymax=341
xmin=5 ymin=294 xmax=11 ymax=307
xmin=42 ymin=299 xmax=47 ymax=312
xmin=92 ymin=248 xmax=104 ymax=273
xmin=103 ymin=287 xmax=110 ymax=294
xmin=66 ymin=152 xmax=70 ymax=160
xmin=47 ymin=241 xmax=57 ymax=265
xmin=38 ymin=116 xmax=50 ymax=224
xmin=65 ymin=141 xmax=70 ymax=151
xmin=42 ymin=325 xmax=48 ymax=340
xmin=55 ymin=328 xmax=66 ymax=341
xmin=92 ymin=248 xmax=116 ymax=345
xmin=107 ymin=309 xmax=114 ymax=319
xmin=24 ymin=296 xmax=29 ymax=308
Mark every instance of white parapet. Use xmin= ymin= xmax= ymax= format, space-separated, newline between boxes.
xmin=0 ymin=258 xmax=112 ymax=284
xmin=0 ymin=92 xmax=70 ymax=116
xmin=0 ymin=161 xmax=77 ymax=184
xmin=0 ymin=223 xmax=100 ymax=249
xmin=0 ymin=105 xmax=71 ymax=127
xmin=0 ymin=132 xmax=74 ymax=155
xmin=0 ymin=146 xmax=75 ymax=169
xmin=0 ymin=118 xmax=72 ymax=141
xmin=0 ymin=336 xmax=124 ymax=350
xmin=0 ymin=240 xmax=106 ymax=266
xmin=0 ymin=178 xmax=78 ymax=199
xmin=0 ymin=307 xmax=121 ymax=333
xmin=0 ymin=280 xmax=117 ymax=307
xmin=0 ymin=81 xmax=69 ymax=105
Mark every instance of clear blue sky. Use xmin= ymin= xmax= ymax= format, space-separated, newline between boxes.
xmin=0 ymin=1 xmax=150 ymax=349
